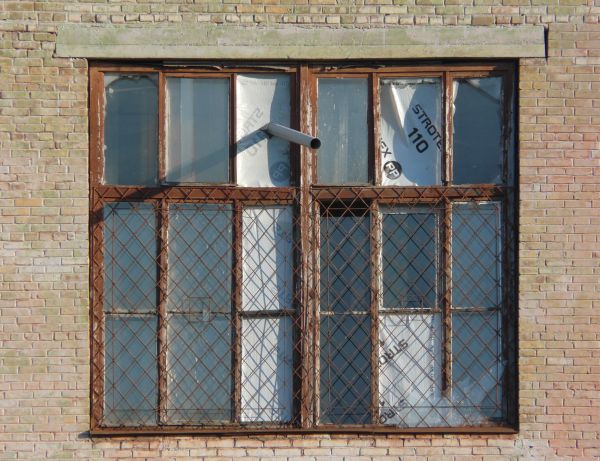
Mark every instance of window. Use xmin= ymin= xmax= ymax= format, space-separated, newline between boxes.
xmin=90 ymin=62 xmax=517 ymax=433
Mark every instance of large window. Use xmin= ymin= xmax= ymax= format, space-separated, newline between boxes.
xmin=90 ymin=62 xmax=517 ymax=433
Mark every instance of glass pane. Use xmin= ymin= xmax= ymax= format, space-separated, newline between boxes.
xmin=167 ymin=204 xmax=232 ymax=314
xmin=453 ymin=77 xmax=503 ymax=184
xmin=452 ymin=202 xmax=501 ymax=308
xmin=166 ymin=78 xmax=229 ymax=183
xmin=320 ymin=214 xmax=370 ymax=313
xmin=103 ymin=202 xmax=157 ymax=314
xmin=236 ymin=74 xmax=291 ymax=187
xmin=382 ymin=207 xmax=438 ymax=309
xmin=452 ymin=311 xmax=504 ymax=424
xmin=317 ymin=79 xmax=368 ymax=184
xmin=104 ymin=315 xmax=157 ymax=426
xmin=166 ymin=313 xmax=232 ymax=424
xmin=242 ymin=206 xmax=293 ymax=311
xmin=104 ymin=73 xmax=158 ymax=185
xmin=241 ymin=317 xmax=294 ymax=422
xmin=320 ymin=314 xmax=371 ymax=424
xmin=378 ymin=313 xmax=442 ymax=427
xmin=380 ymin=78 xmax=442 ymax=186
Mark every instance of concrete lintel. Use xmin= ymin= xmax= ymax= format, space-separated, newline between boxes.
xmin=56 ymin=24 xmax=546 ymax=60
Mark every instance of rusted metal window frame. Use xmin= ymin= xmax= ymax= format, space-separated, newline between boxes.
xmin=89 ymin=61 xmax=518 ymax=436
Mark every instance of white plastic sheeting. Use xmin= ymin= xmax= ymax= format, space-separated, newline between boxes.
xmin=241 ymin=317 xmax=294 ymax=422
xmin=242 ymin=206 xmax=293 ymax=311
xmin=380 ymin=78 xmax=442 ymax=186
xmin=236 ymin=74 xmax=291 ymax=187
xmin=378 ymin=313 xmax=442 ymax=426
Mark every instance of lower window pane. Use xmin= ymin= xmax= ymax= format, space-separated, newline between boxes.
xmin=104 ymin=315 xmax=157 ymax=426
xmin=378 ymin=313 xmax=442 ymax=427
xmin=166 ymin=313 xmax=232 ymax=424
xmin=452 ymin=311 xmax=504 ymax=424
xmin=241 ymin=317 xmax=294 ymax=423
xmin=320 ymin=314 xmax=371 ymax=424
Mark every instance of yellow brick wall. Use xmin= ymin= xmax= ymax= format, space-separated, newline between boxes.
xmin=0 ymin=1 xmax=599 ymax=460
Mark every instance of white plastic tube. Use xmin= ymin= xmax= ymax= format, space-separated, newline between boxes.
xmin=263 ymin=122 xmax=321 ymax=149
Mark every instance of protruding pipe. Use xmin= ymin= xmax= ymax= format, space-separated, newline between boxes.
xmin=262 ymin=122 xmax=321 ymax=149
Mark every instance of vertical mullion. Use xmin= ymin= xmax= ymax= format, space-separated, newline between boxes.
xmin=158 ymin=72 xmax=166 ymax=184
xmin=372 ymin=74 xmax=381 ymax=186
xmin=369 ymin=201 xmax=380 ymax=424
xmin=90 ymin=193 xmax=105 ymax=429
xmin=157 ymin=199 xmax=168 ymax=425
xmin=441 ymin=71 xmax=453 ymax=395
xmin=298 ymin=64 xmax=315 ymax=428
xmin=232 ymin=200 xmax=243 ymax=422
xmin=230 ymin=75 xmax=237 ymax=185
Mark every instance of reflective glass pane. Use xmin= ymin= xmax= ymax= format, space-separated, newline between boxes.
xmin=452 ymin=202 xmax=501 ymax=308
xmin=320 ymin=214 xmax=370 ymax=313
xmin=379 ymin=313 xmax=442 ymax=427
xmin=382 ymin=208 xmax=438 ymax=309
xmin=320 ymin=314 xmax=371 ymax=424
xmin=453 ymin=77 xmax=503 ymax=184
xmin=241 ymin=317 xmax=293 ymax=422
xmin=166 ymin=313 xmax=232 ymax=423
xmin=236 ymin=74 xmax=291 ymax=187
xmin=317 ymin=79 xmax=368 ymax=184
xmin=242 ymin=206 xmax=293 ymax=311
xmin=380 ymin=78 xmax=442 ymax=186
xmin=167 ymin=204 xmax=232 ymax=314
xmin=104 ymin=315 xmax=157 ymax=426
xmin=452 ymin=311 xmax=504 ymax=424
xmin=167 ymin=78 xmax=229 ymax=183
xmin=103 ymin=202 xmax=157 ymax=313
xmin=104 ymin=74 xmax=158 ymax=185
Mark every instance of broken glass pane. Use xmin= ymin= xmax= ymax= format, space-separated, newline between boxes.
xmin=320 ymin=313 xmax=371 ymax=424
xmin=380 ymin=78 xmax=442 ymax=186
xmin=166 ymin=313 xmax=232 ymax=424
xmin=317 ymin=78 xmax=369 ymax=184
xmin=166 ymin=78 xmax=229 ymax=183
xmin=236 ymin=74 xmax=291 ymax=187
xmin=241 ymin=317 xmax=293 ymax=422
xmin=453 ymin=77 xmax=503 ymax=184
xmin=242 ymin=206 xmax=293 ymax=311
xmin=378 ymin=313 xmax=442 ymax=427
xmin=103 ymin=202 xmax=157 ymax=314
xmin=104 ymin=73 xmax=158 ymax=185
xmin=167 ymin=204 xmax=232 ymax=314
xmin=452 ymin=311 xmax=504 ymax=424
xmin=382 ymin=207 xmax=439 ymax=309
xmin=452 ymin=202 xmax=501 ymax=308
xmin=320 ymin=214 xmax=370 ymax=313
xmin=104 ymin=315 xmax=157 ymax=426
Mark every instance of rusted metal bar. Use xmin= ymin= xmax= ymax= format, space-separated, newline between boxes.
xmin=157 ymin=200 xmax=168 ymax=425
xmin=232 ymin=201 xmax=243 ymax=423
xmin=369 ymin=201 xmax=380 ymax=424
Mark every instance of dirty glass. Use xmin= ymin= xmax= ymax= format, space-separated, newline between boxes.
xmin=104 ymin=315 xmax=157 ymax=426
xmin=382 ymin=207 xmax=438 ymax=309
xmin=320 ymin=314 xmax=371 ymax=424
xmin=166 ymin=313 xmax=232 ymax=423
xmin=380 ymin=78 xmax=442 ymax=186
xmin=452 ymin=311 xmax=504 ymax=424
xmin=103 ymin=202 xmax=157 ymax=314
xmin=452 ymin=202 xmax=501 ymax=309
xmin=453 ymin=77 xmax=503 ymax=184
xmin=236 ymin=74 xmax=291 ymax=187
xmin=241 ymin=317 xmax=294 ymax=422
xmin=317 ymin=78 xmax=369 ymax=184
xmin=166 ymin=78 xmax=229 ymax=183
xmin=104 ymin=73 xmax=158 ymax=185
xmin=167 ymin=204 xmax=232 ymax=314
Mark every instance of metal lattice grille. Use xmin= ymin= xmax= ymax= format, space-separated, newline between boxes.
xmin=90 ymin=62 xmax=517 ymax=433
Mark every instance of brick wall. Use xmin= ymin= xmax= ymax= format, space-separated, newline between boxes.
xmin=0 ymin=1 xmax=598 ymax=460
